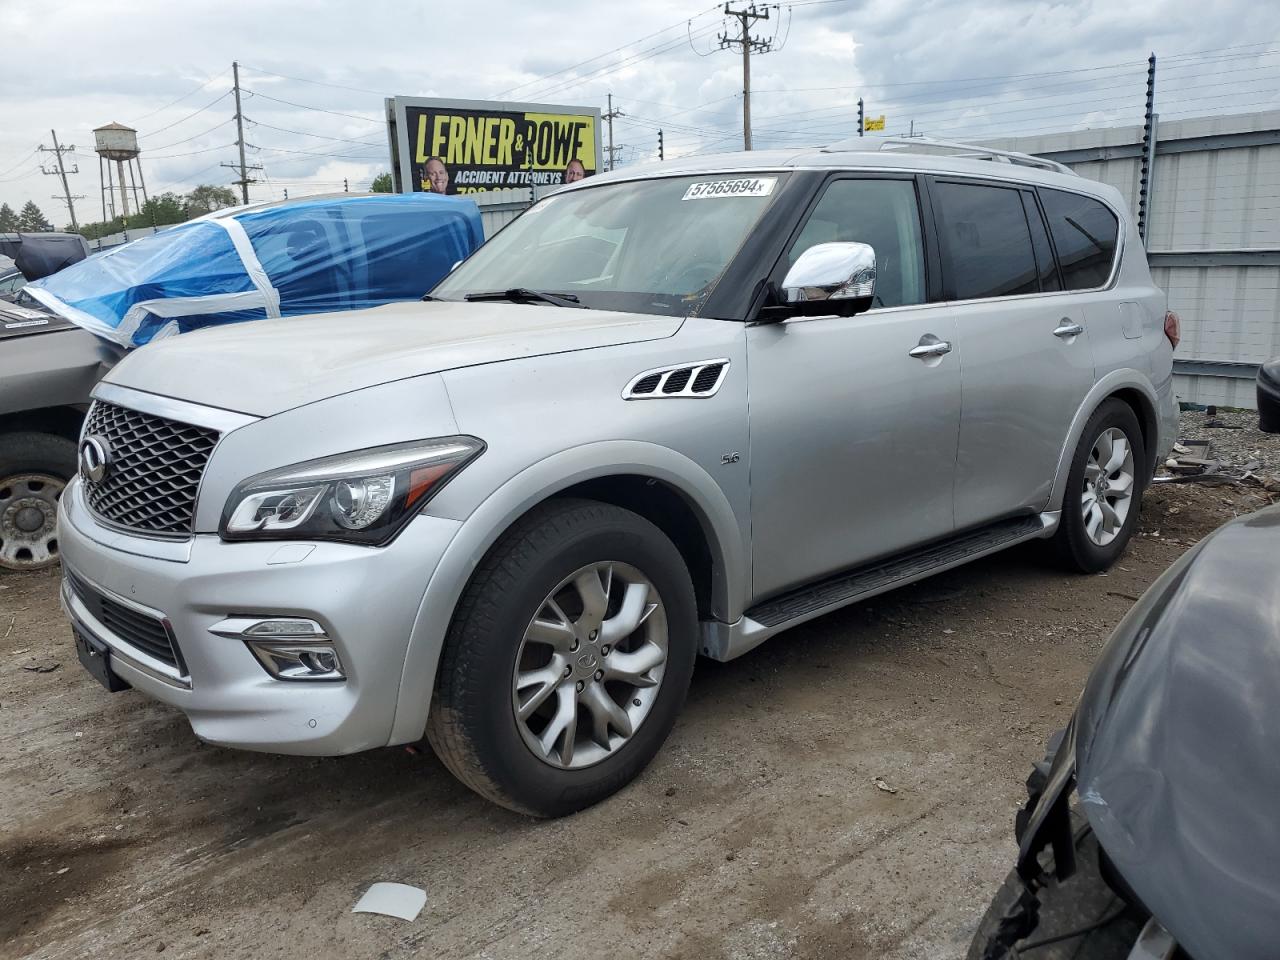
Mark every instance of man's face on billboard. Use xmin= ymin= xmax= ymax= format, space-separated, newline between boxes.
xmin=426 ymin=158 xmax=449 ymax=193
xmin=565 ymin=159 xmax=586 ymax=183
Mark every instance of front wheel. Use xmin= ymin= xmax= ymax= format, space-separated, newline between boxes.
xmin=426 ymin=498 xmax=698 ymax=817
xmin=0 ymin=432 xmax=77 ymax=571
xmin=1050 ymin=400 xmax=1145 ymax=573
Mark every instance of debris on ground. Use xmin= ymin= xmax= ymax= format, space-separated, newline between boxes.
xmin=21 ymin=660 xmax=60 ymax=674
xmin=1153 ymin=410 xmax=1280 ymax=497
xmin=352 ymin=882 xmax=427 ymax=922
xmin=873 ymin=777 xmax=899 ymax=795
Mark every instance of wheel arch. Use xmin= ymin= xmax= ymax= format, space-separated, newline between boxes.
xmin=0 ymin=406 xmax=87 ymax=447
xmin=1048 ymin=371 xmax=1161 ymax=512
xmin=388 ymin=440 xmax=746 ymax=745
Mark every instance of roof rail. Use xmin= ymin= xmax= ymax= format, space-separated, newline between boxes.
xmin=822 ymin=135 xmax=1076 ymax=176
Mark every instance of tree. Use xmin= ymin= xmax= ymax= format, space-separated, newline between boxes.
xmin=16 ymin=201 xmax=52 ymax=232
xmin=0 ymin=203 xmax=17 ymax=232
xmin=136 ymin=192 xmax=187 ymax=227
xmin=371 ymin=172 xmax=394 ymax=193
xmin=185 ymin=184 xmax=238 ymax=217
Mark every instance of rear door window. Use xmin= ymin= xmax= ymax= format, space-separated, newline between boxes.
xmin=933 ymin=181 xmax=1038 ymax=300
xmin=1039 ymin=188 xmax=1119 ymax=289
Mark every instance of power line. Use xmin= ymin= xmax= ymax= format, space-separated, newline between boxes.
xmin=145 ymin=117 xmax=236 ymax=153
xmin=493 ymin=3 xmax=723 ymax=98
xmin=128 ymin=67 xmax=232 ymax=125
xmin=138 ymin=89 xmax=234 ymax=139
xmin=248 ymin=143 xmax=384 ymax=161
xmin=517 ymin=21 xmax=723 ymax=102
xmin=241 ymin=88 xmax=382 ymax=124
xmin=0 ymin=146 xmax=40 ymax=179
xmin=245 ymin=119 xmax=385 ymax=146
xmin=148 ymin=143 xmax=237 ymax=160
xmin=238 ymin=63 xmax=389 ymax=97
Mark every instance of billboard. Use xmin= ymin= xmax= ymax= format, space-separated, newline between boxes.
xmin=385 ymin=97 xmax=603 ymax=195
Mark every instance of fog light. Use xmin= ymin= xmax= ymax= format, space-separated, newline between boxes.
xmin=247 ymin=641 xmax=346 ymax=681
xmin=209 ymin=616 xmax=345 ymax=682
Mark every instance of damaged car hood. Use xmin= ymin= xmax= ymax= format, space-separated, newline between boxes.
xmin=1074 ymin=504 xmax=1280 ymax=960
xmin=101 ymin=300 xmax=683 ymax=416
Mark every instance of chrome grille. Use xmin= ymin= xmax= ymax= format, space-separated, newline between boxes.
xmin=82 ymin=401 xmax=220 ymax=536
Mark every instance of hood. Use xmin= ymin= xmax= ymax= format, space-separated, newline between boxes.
xmin=1075 ymin=504 xmax=1280 ymax=960
xmin=0 ymin=302 xmax=77 ymax=341
xmin=102 ymin=299 xmax=683 ymax=416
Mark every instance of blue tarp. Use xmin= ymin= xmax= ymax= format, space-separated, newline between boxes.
xmin=26 ymin=193 xmax=483 ymax=347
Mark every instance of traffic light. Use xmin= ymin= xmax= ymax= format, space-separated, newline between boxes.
xmin=658 ymin=129 xmax=664 ymax=161
xmin=858 ymin=98 xmax=864 ymax=137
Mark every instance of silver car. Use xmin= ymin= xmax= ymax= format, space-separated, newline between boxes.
xmin=57 ymin=139 xmax=1178 ymax=817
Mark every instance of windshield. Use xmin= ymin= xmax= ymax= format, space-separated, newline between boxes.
xmin=432 ymin=173 xmax=787 ymax=317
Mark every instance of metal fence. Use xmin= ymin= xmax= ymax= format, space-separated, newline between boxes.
xmin=987 ymin=109 xmax=1280 ymax=408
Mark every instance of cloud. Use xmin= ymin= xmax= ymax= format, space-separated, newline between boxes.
xmin=1 ymin=0 xmax=1278 ymax=223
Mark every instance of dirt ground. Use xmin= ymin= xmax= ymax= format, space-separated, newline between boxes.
xmin=2 ymin=428 xmax=1276 ymax=960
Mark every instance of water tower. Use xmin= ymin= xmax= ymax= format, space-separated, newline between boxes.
xmin=93 ymin=122 xmax=148 ymax=221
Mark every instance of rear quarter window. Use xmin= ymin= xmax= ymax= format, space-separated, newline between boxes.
xmin=1039 ymin=188 xmax=1119 ymax=290
xmin=933 ymin=181 xmax=1038 ymax=300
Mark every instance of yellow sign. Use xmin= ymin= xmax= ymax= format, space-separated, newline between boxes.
xmin=865 ymin=115 xmax=886 ymax=132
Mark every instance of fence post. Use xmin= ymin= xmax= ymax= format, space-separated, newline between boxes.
xmin=1138 ymin=53 xmax=1158 ymax=247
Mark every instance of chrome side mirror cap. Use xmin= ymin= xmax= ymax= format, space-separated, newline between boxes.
xmin=780 ymin=241 xmax=876 ymax=316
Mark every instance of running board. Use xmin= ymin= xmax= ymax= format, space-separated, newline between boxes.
xmin=701 ymin=514 xmax=1055 ymax=662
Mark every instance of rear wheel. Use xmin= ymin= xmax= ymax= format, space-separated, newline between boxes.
xmin=1050 ymin=401 xmax=1145 ymax=573
xmin=426 ymin=498 xmax=698 ymax=817
xmin=0 ymin=432 xmax=77 ymax=571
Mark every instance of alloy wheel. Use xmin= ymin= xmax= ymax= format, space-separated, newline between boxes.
xmin=1081 ymin=427 xmax=1135 ymax=547
xmin=0 ymin=473 xmax=65 ymax=571
xmin=512 ymin=561 xmax=668 ymax=770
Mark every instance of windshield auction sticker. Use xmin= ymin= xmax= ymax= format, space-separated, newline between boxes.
xmin=681 ymin=177 xmax=777 ymax=201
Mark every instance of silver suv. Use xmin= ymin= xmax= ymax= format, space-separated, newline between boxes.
xmin=58 ymin=139 xmax=1178 ymax=817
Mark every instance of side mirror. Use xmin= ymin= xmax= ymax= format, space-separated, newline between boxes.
xmin=780 ymin=241 xmax=876 ymax=317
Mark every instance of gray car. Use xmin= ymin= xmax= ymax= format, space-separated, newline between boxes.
xmin=57 ymin=139 xmax=1178 ymax=816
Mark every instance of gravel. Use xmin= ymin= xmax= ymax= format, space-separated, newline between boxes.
xmin=1163 ymin=407 xmax=1280 ymax=494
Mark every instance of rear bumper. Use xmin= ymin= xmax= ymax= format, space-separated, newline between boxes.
xmin=57 ymin=476 xmax=461 ymax=755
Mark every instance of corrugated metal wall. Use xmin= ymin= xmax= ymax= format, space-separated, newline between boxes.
xmin=987 ymin=110 xmax=1280 ymax=408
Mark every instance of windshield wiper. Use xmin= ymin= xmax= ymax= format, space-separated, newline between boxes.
xmin=464 ymin=288 xmax=586 ymax=309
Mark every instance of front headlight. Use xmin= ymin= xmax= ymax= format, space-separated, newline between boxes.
xmin=220 ymin=437 xmax=484 ymax=545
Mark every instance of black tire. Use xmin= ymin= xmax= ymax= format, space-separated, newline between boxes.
xmin=967 ymin=821 xmax=1146 ymax=960
xmin=1050 ymin=400 xmax=1145 ymax=573
xmin=0 ymin=432 xmax=77 ymax=571
xmin=426 ymin=498 xmax=698 ymax=817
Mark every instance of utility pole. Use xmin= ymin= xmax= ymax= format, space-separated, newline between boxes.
xmin=40 ymin=130 xmax=83 ymax=231
xmin=857 ymin=98 xmax=864 ymax=137
xmin=657 ymin=129 xmax=664 ymax=161
xmin=603 ymin=94 xmax=624 ymax=171
xmin=221 ymin=61 xmax=262 ymax=203
xmin=718 ymin=4 xmax=772 ymax=150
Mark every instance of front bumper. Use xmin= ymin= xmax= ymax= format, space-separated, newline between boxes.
xmin=58 ymin=476 xmax=461 ymax=755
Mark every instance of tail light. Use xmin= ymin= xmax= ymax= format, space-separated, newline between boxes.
xmin=1164 ymin=310 xmax=1181 ymax=350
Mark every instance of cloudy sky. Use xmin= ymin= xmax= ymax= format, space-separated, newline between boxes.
xmin=2 ymin=0 xmax=1278 ymax=226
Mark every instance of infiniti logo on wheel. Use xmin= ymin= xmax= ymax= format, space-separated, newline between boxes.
xmin=79 ymin=435 xmax=112 ymax=483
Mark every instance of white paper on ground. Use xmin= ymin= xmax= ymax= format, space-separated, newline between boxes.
xmin=351 ymin=882 xmax=427 ymax=921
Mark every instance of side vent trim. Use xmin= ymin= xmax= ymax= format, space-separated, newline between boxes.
xmin=623 ymin=359 xmax=731 ymax=400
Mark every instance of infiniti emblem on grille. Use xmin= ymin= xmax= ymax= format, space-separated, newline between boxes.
xmin=79 ymin=435 xmax=112 ymax=483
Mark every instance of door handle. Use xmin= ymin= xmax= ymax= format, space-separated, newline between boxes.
xmin=909 ymin=335 xmax=952 ymax=359
xmin=1054 ymin=319 xmax=1085 ymax=339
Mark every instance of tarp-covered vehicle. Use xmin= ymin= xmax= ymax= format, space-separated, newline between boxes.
xmin=1 ymin=192 xmax=483 ymax=570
